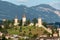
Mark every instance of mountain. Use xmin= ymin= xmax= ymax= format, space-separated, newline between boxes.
xmin=0 ymin=1 xmax=60 ymax=23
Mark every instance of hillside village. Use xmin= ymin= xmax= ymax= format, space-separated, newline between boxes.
xmin=0 ymin=14 xmax=60 ymax=40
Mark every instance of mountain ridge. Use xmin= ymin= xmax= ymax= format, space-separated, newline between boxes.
xmin=0 ymin=1 xmax=60 ymax=23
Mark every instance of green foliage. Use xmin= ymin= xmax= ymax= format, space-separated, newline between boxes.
xmin=19 ymin=19 xmax=22 ymax=26
xmin=29 ymin=32 xmax=32 ymax=37
xmin=20 ymin=26 xmax=22 ymax=32
xmin=44 ymin=30 xmax=48 ymax=34
xmin=42 ymin=22 xmax=47 ymax=27
xmin=0 ymin=26 xmax=3 ymax=31
xmin=26 ymin=19 xmax=30 ymax=26
xmin=32 ymin=34 xmax=38 ymax=38
xmin=29 ymin=29 xmax=31 ymax=31
xmin=7 ymin=28 xmax=20 ymax=35
xmin=32 ymin=18 xmax=38 ymax=26
xmin=2 ymin=35 xmax=7 ymax=40
xmin=3 ymin=20 xmax=13 ymax=29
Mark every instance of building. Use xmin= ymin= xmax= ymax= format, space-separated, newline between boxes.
xmin=14 ymin=16 xmax=19 ymax=26
xmin=53 ymin=32 xmax=58 ymax=37
xmin=0 ymin=32 xmax=3 ymax=37
xmin=57 ymin=28 xmax=60 ymax=37
xmin=29 ymin=23 xmax=34 ymax=26
xmin=22 ymin=14 xmax=26 ymax=26
xmin=39 ymin=37 xmax=60 ymax=40
xmin=36 ymin=17 xmax=52 ymax=34
xmin=36 ymin=17 xmax=42 ymax=27
xmin=40 ymin=35 xmax=47 ymax=37
xmin=5 ymin=34 xmax=10 ymax=39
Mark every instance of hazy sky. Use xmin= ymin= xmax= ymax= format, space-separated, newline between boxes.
xmin=1 ymin=0 xmax=60 ymax=10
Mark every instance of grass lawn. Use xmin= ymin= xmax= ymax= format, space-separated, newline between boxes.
xmin=7 ymin=28 xmax=20 ymax=35
xmin=7 ymin=26 xmax=49 ymax=37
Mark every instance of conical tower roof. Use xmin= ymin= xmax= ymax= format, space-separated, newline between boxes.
xmin=15 ymin=16 xmax=18 ymax=19
xmin=22 ymin=14 xmax=26 ymax=17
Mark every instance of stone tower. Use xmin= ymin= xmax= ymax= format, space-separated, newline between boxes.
xmin=14 ymin=16 xmax=19 ymax=26
xmin=22 ymin=14 xmax=26 ymax=26
xmin=38 ymin=17 xmax=42 ymax=27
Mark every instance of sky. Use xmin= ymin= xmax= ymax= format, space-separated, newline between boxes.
xmin=1 ymin=0 xmax=60 ymax=10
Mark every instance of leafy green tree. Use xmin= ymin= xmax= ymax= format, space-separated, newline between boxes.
xmin=19 ymin=19 xmax=22 ymax=26
xmin=2 ymin=34 xmax=7 ymax=40
xmin=23 ymin=31 xmax=26 ymax=36
xmin=32 ymin=34 xmax=38 ymax=40
xmin=20 ymin=26 xmax=22 ymax=32
xmin=29 ymin=29 xmax=31 ymax=32
xmin=3 ymin=20 xmax=13 ymax=29
xmin=25 ymin=19 xmax=30 ymax=26
xmin=29 ymin=32 xmax=32 ymax=37
xmin=42 ymin=22 xmax=47 ymax=27
xmin=0 ymin=26 xmax=3 ymax=31
xmin=32 ymin=18 xmax=38 ymax=26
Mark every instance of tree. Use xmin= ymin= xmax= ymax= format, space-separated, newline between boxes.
xmin=42 ymin=22 xmax=47 ymax=27
xmin=23 ymin=31 xmax=26 ymax=36
xmin=32 ymin=34 xmax=38 ymax=40
xmin=29 ymin=32 xmax=32 ymax=37
xmin=3 ymin=20 xmax=13 ymax=29
xmin=32 ymin=18 xmax=38 ymax=26
xmin=26 ymin=19 xmax=30 ymax=26
xmin=0 ymin=26 xmax=3 ymax=31
xmin=2 ymin=34 xmax=7 ymax=40
xmin=20 ymin=26 xmax=22 ymax=32
xmin=29 ymin=29 xmax=31 ymax=32
xmin=19 ymin=19 xmax=22 ymax=26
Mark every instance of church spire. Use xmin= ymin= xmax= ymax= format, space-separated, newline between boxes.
xmin=22 ymin=13 xmax=26 ymax=18
xmin=15 ymin=16 xmax=18 ymax=19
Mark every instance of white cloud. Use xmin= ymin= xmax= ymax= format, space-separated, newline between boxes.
xmin=2 ymin=0 xmax=28 ymax=2
xmin=47 ymin=2 xmax=60 ymax=10
xmin=2 ymin=0 xmax=28 ymax=5
xmin=16 ymin=0 xmax=28 ymax=2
